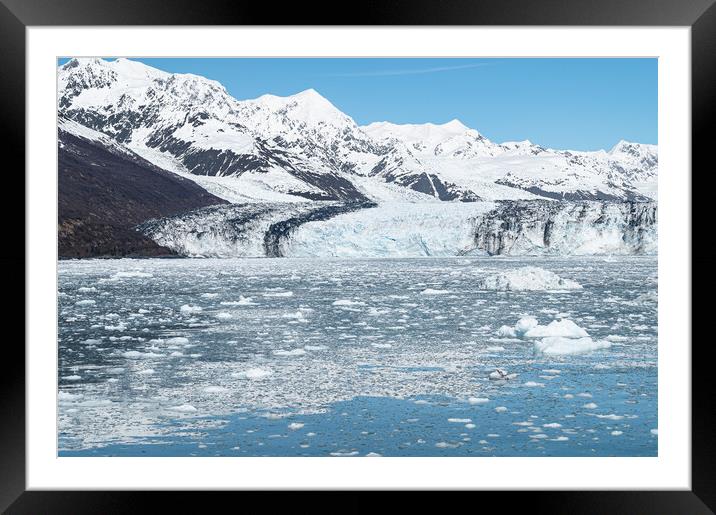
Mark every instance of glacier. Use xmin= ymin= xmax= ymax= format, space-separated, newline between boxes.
xmin=137 ymin=200 xmax=657 ymax=258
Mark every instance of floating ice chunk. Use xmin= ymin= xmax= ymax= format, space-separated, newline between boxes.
xmin=63 ymin=375 xmax=81 ymax=381
xmin=272 ymin=348 xmax=307 ymax=357
xmin=489 ymin=369 xmax=518 ymax=380
xmin=366 ymin=452 xmax=382 ymax=457
xmin=166 ymin=337 xmax=189 ymax=345
xmin=332 ymin=299 xmax=365 ymax=306
xmin=75 ymin=300 xmax=96 ymax=306
xmin=122 ymin=350 xmax=164 ymax=359
xmin=330 ymin=450 xmax=359 ymax=456
xmin=524 ymin=319 xmax=589 ymax=338
xmin=288 ymin=422 xmax=304 ymax=430
xmin=552 ymin=436 xmax=569 ymax=441
xmin=201 ymin=293 xmax=219 ymax=298
xmin=435 ymin=442 xmax=461 ymax=448
xmin=495 ymin=406 xmax=508 ymax=413
xmin=534 ymin=336 xmax=611 ymax=356
xmin=167 ymin=404 xmax=197 ymax=413
xmin=263 ymin=291 xmax=293 ymax=298
xmin=215 ymin=312 xmax=232 ymax=319
xmin=77 ymin=286 xmax=96 ymax=293
xmin=371 ymin=343 xmax=392 ymax=349
xmin=468 ymin=397 xmax=489 ymax=405
xmin=421 ymin=288 xmax=451 ymax=295
xmin=523 ymin=381 xmax=545 ymax=387
xmin=650 ymin=429 xmax=658 ymax=435
xmin=180 ymin=304 xmax=203 ymax=314
xmin=611 ymin=430 xmax=623 ymax=436
xmin=583 ymin=402 xmax=598 ymax=409
xmin=515 ymin=316 xmax=539 ymax=334
xmin=485 ymin=345 xmax=506 ymax=352
xmin=222 ymin=296 xmax=256 ymax=306
xmin=448 ymin=418 xmax=472 ymax=423
xmin=137 ymin=369 xmax=155 ymax=375
xmin=606 ymin=335 xmax=629 ymax=342
xmin=465 ymin=423 xmax=476 ymax=429
xmin=233 ymin=368 xmax=272 ymax=380
xmin=477 ymin=267 xmax=582 ymax=291
xmin=111 ymin=271 xmax=153 ymax=279
xmin=81 ymin=338 xmax=101 ymax=345
xmin=282 ymin=310 xmax=307 ymax=321
xmin=596 ymin=414 xmax=624 ymax=420
xmin=529 ymin=434 xmax=548 ymax=439
xmin=304 ymin=345 xmax=327 ymax=351
xmin=543 ymin=423 xmax=562 ymax=428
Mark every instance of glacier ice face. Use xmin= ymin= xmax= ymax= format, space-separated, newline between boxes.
xmin=137 ymin=200 xmax=657 ymax=258
xmin=471 ymin=200 xmax=657 ymax=256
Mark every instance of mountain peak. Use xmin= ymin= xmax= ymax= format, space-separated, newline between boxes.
xmin=442 ymin=118 xmax=468 ymax=130
xmin=294 ymin=88 xmax=322 ymax=98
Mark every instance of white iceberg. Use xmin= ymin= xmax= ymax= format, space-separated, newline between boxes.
xmin=534 ymin=336 xmax=611 ymax=356
xmin=477 ymin=267 xmax=582 ymax=291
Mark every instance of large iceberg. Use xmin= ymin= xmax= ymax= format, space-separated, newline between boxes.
xmin=476 ymin=267 xmax=582 ymax=291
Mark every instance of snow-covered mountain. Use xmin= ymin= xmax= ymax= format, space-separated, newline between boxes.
xmin=58 ymin=58 xmax=657 ymax=203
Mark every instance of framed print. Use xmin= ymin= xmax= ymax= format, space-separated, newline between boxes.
xmin=2 ymin=0 xmax=715 ymax=512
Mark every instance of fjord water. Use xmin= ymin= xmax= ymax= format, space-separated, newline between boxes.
xmin=58 ymin=256 xmax=657 ymax=457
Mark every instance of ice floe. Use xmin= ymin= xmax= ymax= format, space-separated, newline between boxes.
xmin=477 ymin=267 xmax=582 ymax=291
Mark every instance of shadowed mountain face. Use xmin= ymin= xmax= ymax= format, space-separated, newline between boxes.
xmin=58 ymin=127 xmax=226 ymax=258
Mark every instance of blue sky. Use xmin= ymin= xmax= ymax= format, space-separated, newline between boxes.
xmin=59 ymin=57 xmax=657 ymax=151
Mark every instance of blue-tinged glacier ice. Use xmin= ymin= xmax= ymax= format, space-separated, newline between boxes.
xmin=137 ymin=200 xmax=657 ymax=258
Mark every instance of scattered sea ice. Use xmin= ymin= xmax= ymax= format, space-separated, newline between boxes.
xmin=111 ymin=271 xmax=153 ymax=280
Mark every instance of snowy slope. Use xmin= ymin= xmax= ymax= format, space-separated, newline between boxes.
xmin=363 ymin=121 xmax=657 ymax=201
xmin=58 ymin=58 xmax=658 ymax=203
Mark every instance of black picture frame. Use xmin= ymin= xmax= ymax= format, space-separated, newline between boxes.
xmin=2 ymin=0 xmax=713 ymax=512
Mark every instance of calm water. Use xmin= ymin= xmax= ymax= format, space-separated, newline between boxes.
xmin=58 ymin=256 xmax=657 ymax=456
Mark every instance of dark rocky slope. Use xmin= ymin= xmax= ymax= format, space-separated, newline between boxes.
xmin=58 ymin=129 xmax=226 ymax=258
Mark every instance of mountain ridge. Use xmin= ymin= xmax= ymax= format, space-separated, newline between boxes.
xmin=57 ymin=58 xmax=658 ymax=204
